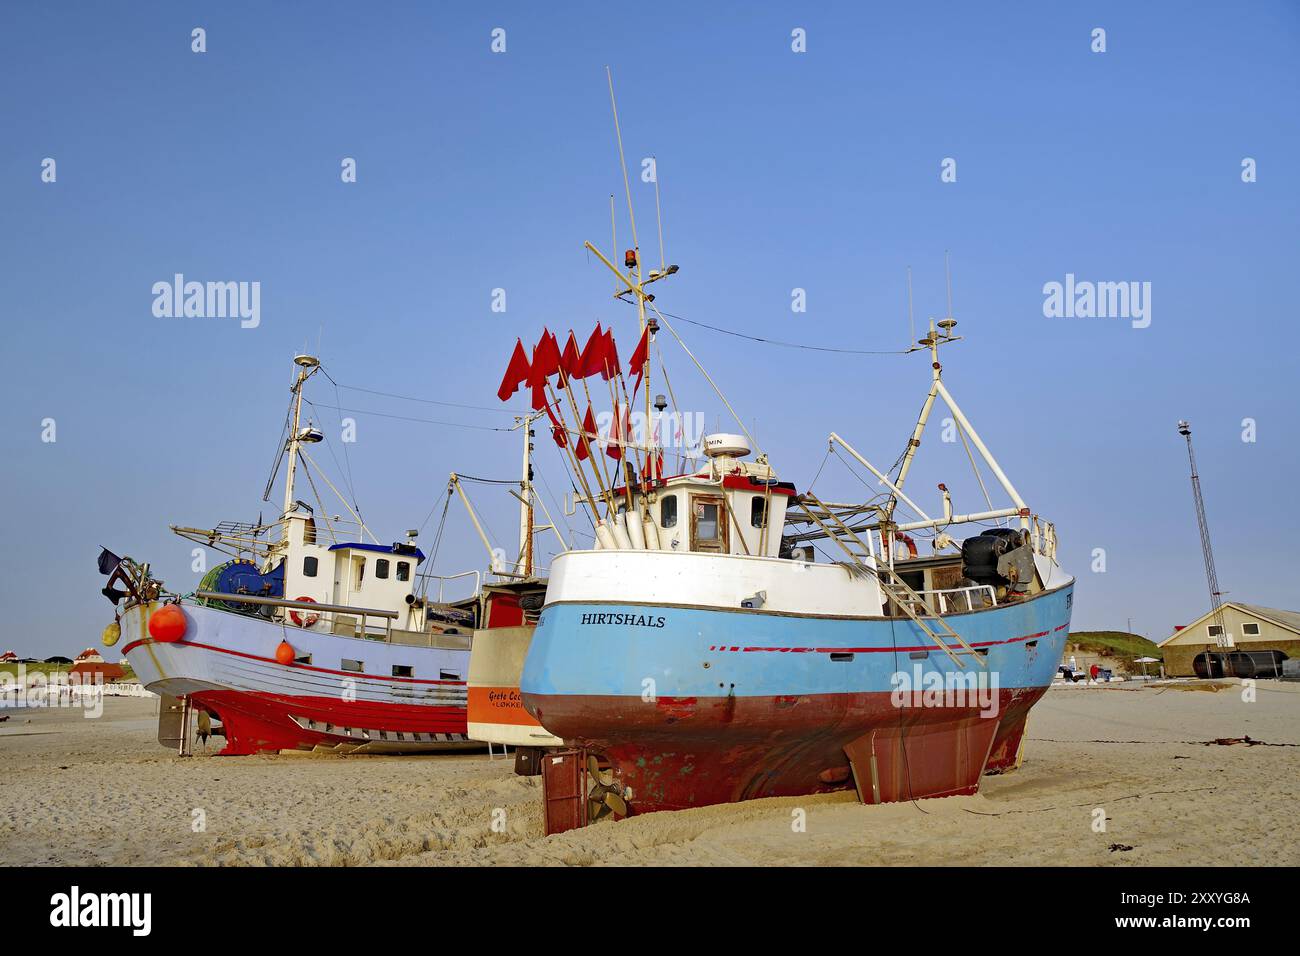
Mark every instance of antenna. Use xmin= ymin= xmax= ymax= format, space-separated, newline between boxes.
xmin=606 ymin=66 xmax=640 ymax=270
xmin=944 ymin=250 xmax=954 ymax=321
xmin=906 ymin=266 xmax=915 ymax=346
xmin=609 ymin=194 xmax=618 ymax=292
xmin=652 ymin=155 xmax=666 ymax=272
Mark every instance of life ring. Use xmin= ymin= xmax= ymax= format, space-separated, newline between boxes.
xmin=887 ymin=531 xmax=918 ymax=560
xmin=289 ymin=596 xmax=319 ymax=628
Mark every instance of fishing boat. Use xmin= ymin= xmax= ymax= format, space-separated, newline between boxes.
xmin=98 ymin=355 xmax=539 ymax=755
xmin=504 ymin=235 xmax=1072 ymax=814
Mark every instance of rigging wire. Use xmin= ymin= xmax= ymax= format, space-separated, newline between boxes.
xmin=646 ymin=305 xmax=911 ymax=356
xmin=327 ymin=378 xmax=523 ymax=415
xmin=302 ymin=398 xmax=513 ymax=432
xmin=261 ymin=406 xmax=293 ymax=503
xmin=318 ymin=368 xmax=360 ymax=510
xmin=455 ymin=474 xmax=519 ymax=485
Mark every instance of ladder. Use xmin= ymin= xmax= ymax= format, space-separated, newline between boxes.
xmin=793 ymin=492 xmax=986 ymax=669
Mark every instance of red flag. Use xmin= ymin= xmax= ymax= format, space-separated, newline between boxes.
xmin=601 ymin=329 xmax=621 ymax=382
xmin=527 ymin=328 xmax=562 ymax=410
xmin=628 ymin=326 xmax=649 ymax=396
xmin=528 ymin=328 xmax=562 ymax=385
xmin=496 ymin=339 xmax=531 ymax=402
xmin=540 ymin=393 xmax=566 ymax=445
xmin=641 ymin=449 xmax=665 ymax=481
xmin=606 ymin=403 xmax=626 ymax=460
xmin=574 ymin=404 xmax=598 ymax=461
xmin=578 ymin=323 xmax=605 ymax=378
xmin=559 ymin=331 xmax=582 ymax=383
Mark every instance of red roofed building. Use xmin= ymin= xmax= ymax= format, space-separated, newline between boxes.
xmin=70 ymin=661 xmax=126 ymax=682
xmin=0 ymin=651 xmax=17 ymax=663
xmin=75 ymin=648 xmax=105 ymax=663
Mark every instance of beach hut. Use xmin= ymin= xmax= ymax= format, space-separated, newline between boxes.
xmin=1158 ymin=603 xmax=1300 ymax=677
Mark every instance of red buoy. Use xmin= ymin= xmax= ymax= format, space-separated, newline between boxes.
xmin=148 ymin=603 xmax=187 ymax=643
xmin=275 ymin=640 xmax=296 ymax=665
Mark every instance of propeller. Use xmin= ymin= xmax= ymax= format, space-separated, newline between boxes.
xmin=585 ymin=753 xmax=628 ymax=822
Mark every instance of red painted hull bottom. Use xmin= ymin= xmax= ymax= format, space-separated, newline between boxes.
xmin=525 ymin=687 xmax=1044 ymax=811
xmin=190 ymin=690 xmax=472 ymax=756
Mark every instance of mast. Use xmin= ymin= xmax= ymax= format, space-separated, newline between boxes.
xmin=606 ymin=66 xmax=654 ymax=480
xmin=281 ymin=354 xmax=320 ymax=543
xmin=886 ymin=318 xmax=944 ymax=525
xmin=513 ymin=411 xmax=539 ymax=577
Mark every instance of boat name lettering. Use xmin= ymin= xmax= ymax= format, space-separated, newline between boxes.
xmin=579 ymin=612 xmax=667 ymax=628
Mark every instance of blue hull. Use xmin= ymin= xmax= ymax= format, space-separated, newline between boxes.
xmin=522 ymin=584 xmax=1073 ymax=809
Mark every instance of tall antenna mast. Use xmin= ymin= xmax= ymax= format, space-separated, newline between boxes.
xmin=606 ymin=66 xmax=652 ymax=473
xmin=280 ymin=354 xmax=321 ymax=542
xmin=1177 ymin=420 xmax=1232 ymax=675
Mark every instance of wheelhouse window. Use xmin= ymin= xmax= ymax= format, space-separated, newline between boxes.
xmin=750 ymin=495 xmax=766 ymax=528
xmin=396 ymin=561 xmax=411 ymax=582
xmin=376 ymin=558 xmax=390 ymax=580
xmin=660 ymin=494 xmax=678 ymax=528
xmin=696 ymin=502 xmax=719 ymax=540
xmin=392 ymin=665 xmax=413 ymax=678
xmin=341 ymin=659 xmax=364 ymax=673
xmin=303 ymin=556 xmax=318 ymax=578
xmin=353 ymin=557 xmax=365 ymax=589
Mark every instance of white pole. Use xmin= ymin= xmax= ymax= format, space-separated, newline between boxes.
xmin=828 ymin=432 xmax=933 ymax=522
xmin=933 ymin=379 xmax=1029 ymax=527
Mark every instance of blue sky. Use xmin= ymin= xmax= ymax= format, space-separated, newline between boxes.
xmin=2 ymin=1 xmax=1297 ymax=657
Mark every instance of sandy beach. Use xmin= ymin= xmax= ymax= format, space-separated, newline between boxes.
xmin=2 ymin=680 xmax=1297 ymax=867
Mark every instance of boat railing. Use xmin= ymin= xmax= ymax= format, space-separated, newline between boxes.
xmin=914 ymin=584 xmax=997 ymax=614
xmin=195 ymin=590 xmax=399 ymax=641
xmin=421 ymin=569 xmax=481 ymax=604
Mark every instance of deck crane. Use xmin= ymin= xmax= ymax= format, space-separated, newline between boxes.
xmin=1177 ymin=420 xmax=1232 ymax=676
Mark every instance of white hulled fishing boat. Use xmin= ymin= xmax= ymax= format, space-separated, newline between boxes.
xmin=99 ymin=355 xmax=541 ymax=755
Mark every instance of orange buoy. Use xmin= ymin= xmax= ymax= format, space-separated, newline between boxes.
xmin=275 ymin=640 xmax=296 ymax=665
xmin=148 ymin=603 xmax=187 ymax=642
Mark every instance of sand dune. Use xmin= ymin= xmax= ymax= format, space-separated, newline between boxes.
xmin=1 ymin=680 xmax=1296 ymax=866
